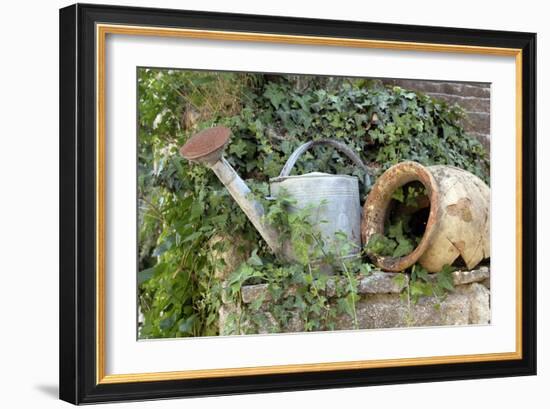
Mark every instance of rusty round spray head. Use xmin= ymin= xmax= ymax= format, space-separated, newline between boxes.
xmin=179 ymin=125 xmax=282 ymax=255
xmin=179 ymin=126 xmax=231 ymax=165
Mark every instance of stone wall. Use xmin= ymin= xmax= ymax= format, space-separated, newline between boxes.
xmin=219 ymin=267 xmax=490 ymax=335
xmin=382 ymin=79 xmax=491 ymax=151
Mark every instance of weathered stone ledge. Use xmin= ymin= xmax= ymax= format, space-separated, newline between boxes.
xmin=451 ymin=266 xmax=490 ymax=285
xmin=240 ymin=266 xmax=490 ymax=305
xmin=220 ymin=281 xmax=490 ymax=335
xmin=220 ymin=267 xmax=491 ymax=335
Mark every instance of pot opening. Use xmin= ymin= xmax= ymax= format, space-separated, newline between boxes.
xmin=367 ymin=181 xmax=431 ymax=259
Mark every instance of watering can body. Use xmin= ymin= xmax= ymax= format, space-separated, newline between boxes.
xmin=270 ymin=173 xmax=362 ymax=259
xmin=268 ymin=138 xmax=369 ymax=260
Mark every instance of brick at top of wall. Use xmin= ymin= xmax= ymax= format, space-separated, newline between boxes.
xmin=384 ymin=79 xmax=490 ymax=99
xmin=381 ymin=79 xmax=491 ymax=151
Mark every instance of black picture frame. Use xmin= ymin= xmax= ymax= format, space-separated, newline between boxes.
xmin=59 ymin=3 xmax=536 ymax=404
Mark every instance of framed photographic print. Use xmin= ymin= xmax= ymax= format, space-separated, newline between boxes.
xmin=59 ymin=3 xmax=537 ymax=404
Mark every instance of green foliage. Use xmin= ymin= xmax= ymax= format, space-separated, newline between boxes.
xmin=222 ymin=195 xmax=370 ymax=334
xmin=402 ymin=264 xmax=455 ymax=302
xmin=137 ymin=69 xmax=263 ymax=338
xmin=365 ymin=233 xmax=398 ymax=257
xmin=366 ymin=183 xmax=427 ymax=258
xmin=219 ymin=189 xmax=368 ymax=334
xmin=389 ymin=221 xmax=416 ymax=258
xmin=262 ymin=190 xmax=327 ymax=264
xmin=137 ymin=68 xmax=488 ymax=338
xmin=393 ymin=264 xmax=456 ymax=323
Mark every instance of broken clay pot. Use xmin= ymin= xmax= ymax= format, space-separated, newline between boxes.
xmin=362 ymin=161 xmax=490 ymax=272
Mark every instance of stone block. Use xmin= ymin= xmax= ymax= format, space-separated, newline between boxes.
xmin=455 ymin=282 xmax=490 ymax=324
xmin=463 ymin=112 xmax=490 ymax=135
xmin=452 ymin=266 xmax=490 ymax=285
xmin=427 ymin=93 xmax=490 ymax=114
xmin=333 ymin=292 xmax=471 ymax=330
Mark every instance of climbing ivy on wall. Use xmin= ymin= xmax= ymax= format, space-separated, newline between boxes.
xmin=137 ymin=68 xmax=489 ymax=338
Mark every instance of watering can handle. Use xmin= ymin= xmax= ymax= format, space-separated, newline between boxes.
xmin=278 ymin=139 xmax=371 ymax=187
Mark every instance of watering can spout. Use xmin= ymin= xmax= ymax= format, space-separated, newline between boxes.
xmin=179 ymin=127 xmax=282 ymax=255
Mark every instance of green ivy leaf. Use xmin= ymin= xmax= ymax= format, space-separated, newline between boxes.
xmin=264 ymin=84 xmax=286 ymax=109
xmin=248 ymin=248 xmax=264 ymax=267
xmin=437 ymin=265 xmax=456 ymax=291
xmin=138 ymin=267 xmax=155 ymax=285
xmin=410 ymin=281 xmax=425 ymax=297
xmin=393 ymin=238 xmax=414 ymax=258
xmin=413 ymin=264 xmax=430 ymax=282
xmin=392 ymin=187 xmax=405 ymax=202
xmin=229 ymin=139 xmax=248 ymax=158
xmin=178 ymin=314 xmax=197 ymax=334
xmin=393 ymin=273 xmax=406 ymax=288
xmin=366 ymin=233 xmax=396 ymax=256
xmin=152 ymin=237 xmax=174 ymax=257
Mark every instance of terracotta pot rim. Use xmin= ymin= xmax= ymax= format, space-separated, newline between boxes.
xmin=362 ymin=161 xmax=440 ymax=272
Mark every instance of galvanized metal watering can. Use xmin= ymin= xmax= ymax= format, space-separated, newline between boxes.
xmin=179 ymin=126 xmax=370 ymax=262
